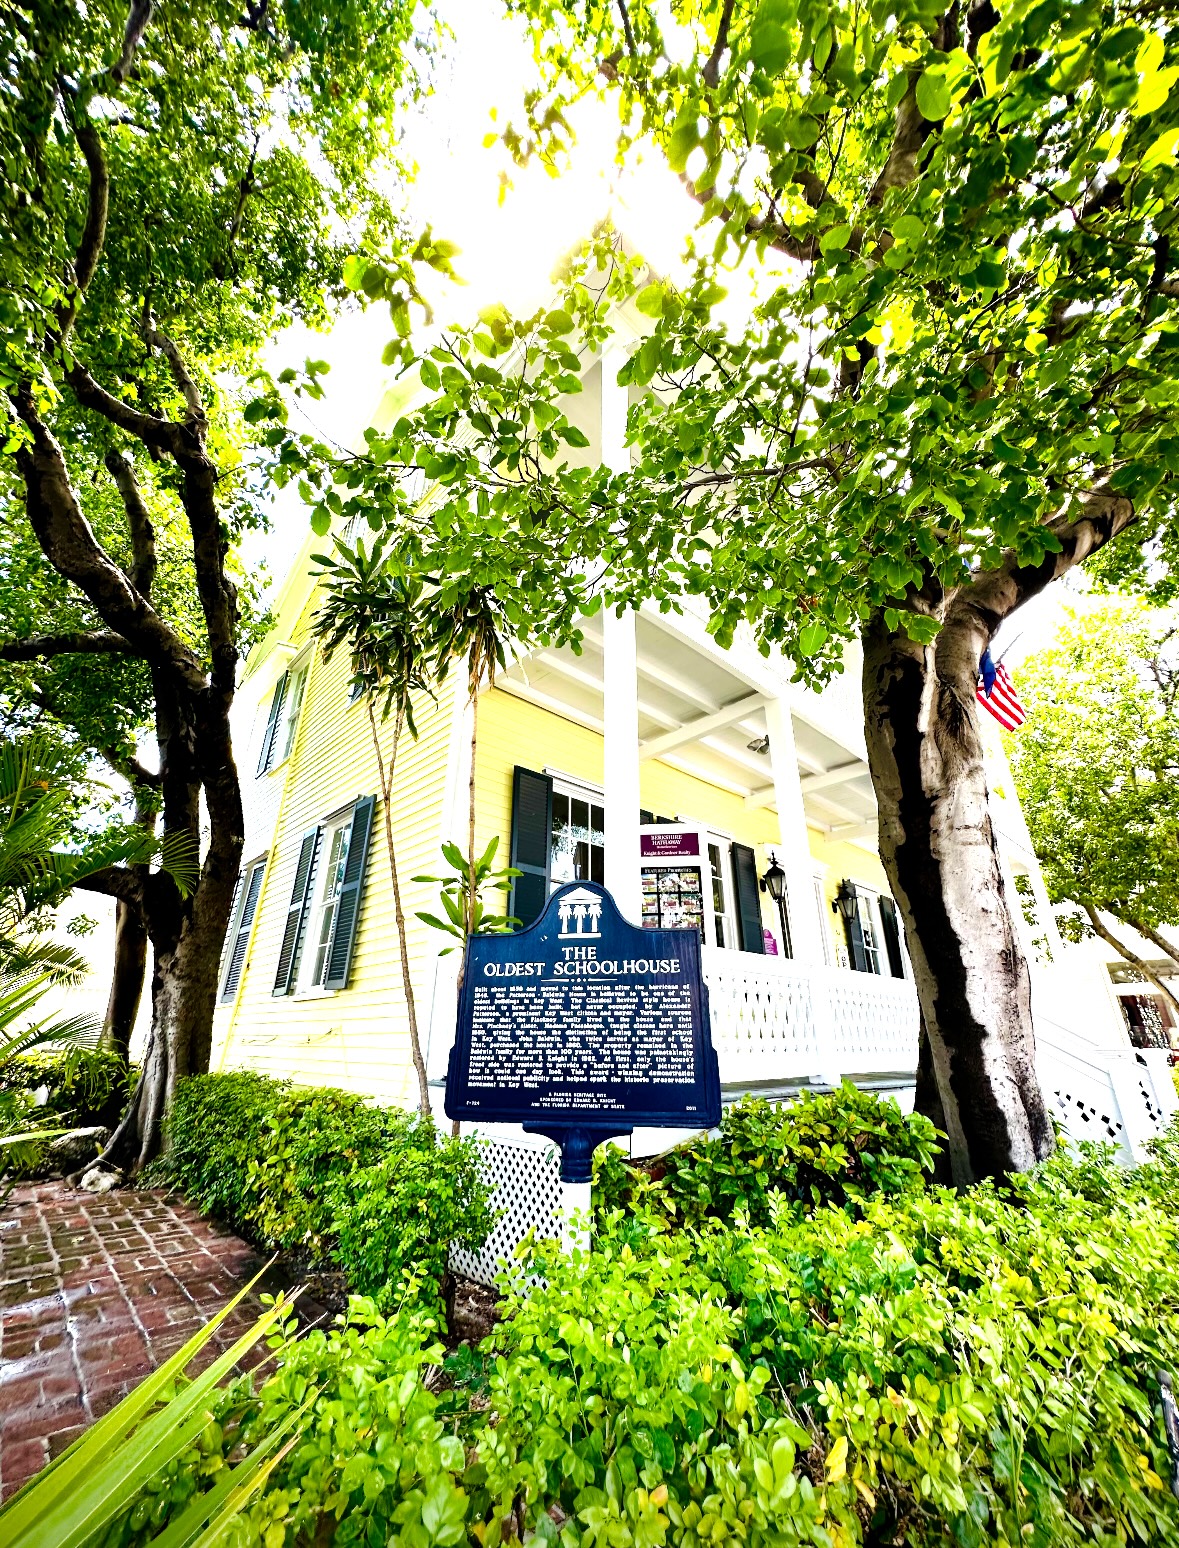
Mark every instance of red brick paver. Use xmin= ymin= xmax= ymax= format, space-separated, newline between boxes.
xmin=0 ymin=1183 xmax=264 ymax=1500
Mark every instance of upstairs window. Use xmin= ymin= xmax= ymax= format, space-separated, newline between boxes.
xmin=256 ymin=659 xmax=308 ymax=776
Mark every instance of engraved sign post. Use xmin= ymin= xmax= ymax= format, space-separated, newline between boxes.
xmin=445 ymin=881 xmax=720 ymax=1250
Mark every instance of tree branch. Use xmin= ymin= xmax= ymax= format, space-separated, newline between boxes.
xmin=110 ymin=0 xmax=155 ymax=84
xmin=1125 ymin=915 xmax=1179 ymax=971
xmin=946 ymin=480 xmax=1137 ymax=643
xmin=702 ymin=0 xmax=736 ymax=88
xmin=0 ymin=631 xmax=135 ymax=662
xmin=10 ymin=386 xmax=207 ymax=691
xmin=144 ymin=324 xmax=207 ymax=436
xmin=58 ymin=119 xmax=110 ymax=341
xmin=104 ymin=449 xmax=157 ymax=597
xmin=20 ymin=680 xmax=161 ymax=791
xmin=76 ymin=866 xmax=144 ymax=906
xmin=64 ymin=363 xmax=178 ymax=454
xmin=1084 ymin=905 xmax=1179 ymax=1015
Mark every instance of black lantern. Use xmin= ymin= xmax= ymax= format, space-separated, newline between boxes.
xmin=759 ymin=851 xmax=792 ymax=957
xmin=832 ymin=879 xmax=858 ymax=921
xmin=760 ymin=852 xmax=786 ymax=903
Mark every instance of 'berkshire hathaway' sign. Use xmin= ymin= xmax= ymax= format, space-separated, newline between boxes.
xmin=445 ymin=882 xmax=720 ymax=1175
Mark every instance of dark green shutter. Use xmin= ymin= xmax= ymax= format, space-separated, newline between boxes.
xmin=220 ymin=860 xmax=265 ymax=1001
xmin=508 ymin=766 xmax=553 ymax=929
xmin=256 ymin=671 xmax=289 ymax=776
xmin=731 ymin=843 xmax=766 ymax=954
xmin=878 ymin=895 xmax=905 ymax=978
xmin=323 ymin=795 xmax=375 ymax=990
xmin=841 ymin=880 xmax=870 ymax=972
xmin=273 ymin=828 xmax=320 ymax=994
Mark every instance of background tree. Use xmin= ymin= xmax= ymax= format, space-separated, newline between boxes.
xmin=1008 ymin=599 xmax=1179 ymax=1010
xmin=0 ymin=1 xmax=437 ymax=1168
xmin=0 ymin=471 xmax=269 ymax=1059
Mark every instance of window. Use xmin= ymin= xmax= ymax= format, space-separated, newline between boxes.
xmin=707 ymin=840 xmax=740 ymax=949
xmin=549 ymin=786 xmax=605 ymax=890
xmin=303 ymin=814 xmax=353 ymax=990
xmin=272 ymin=796 xmax=375 ymax=996
xmin=219 ymin=856 xmax=266 ymax=1001
xmin=839 ymin=880 xmax=907 ymax=978
xmin=256 ymin=659 xmax=308 ymax=776
xmin=854 ymin=892 xmax=884 ymax=974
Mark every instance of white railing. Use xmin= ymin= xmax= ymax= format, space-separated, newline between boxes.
xmin=701 ymin=947 xmax=920 ymax=1088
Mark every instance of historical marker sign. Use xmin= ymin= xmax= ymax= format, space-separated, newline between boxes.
xmin=445 ymin=882 xmax=720 ymax=1178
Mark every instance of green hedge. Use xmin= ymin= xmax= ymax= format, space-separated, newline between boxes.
xmin=595 ymin=1085 xmax=940 ymax=1230
xmin=151 ymin=1071 xmax=492 ymax=1306
xmin=99 ymin=1126 xmax=1179 ymax=1548
xmin=0 ymin=1047 xmax=131 ymax=1126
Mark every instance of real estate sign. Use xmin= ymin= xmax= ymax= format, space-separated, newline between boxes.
xmin=445 ymin=881 xmax=721 ymax=1178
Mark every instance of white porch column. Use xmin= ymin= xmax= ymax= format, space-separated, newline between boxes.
xmin=763 ymin=697 xmax=825 ymax=965
xmin=602 ymin=607 xmax=643 ymax=922
xmin=600 ymin=340 xmax=643 ymax=923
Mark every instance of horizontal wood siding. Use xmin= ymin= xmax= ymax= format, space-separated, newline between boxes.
xmin=215 ymin=599 xmax=460 ymax=1108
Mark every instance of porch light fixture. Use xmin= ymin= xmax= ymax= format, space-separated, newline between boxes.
xmin=760 ymin=852 xmax=793 ymax=957
xmin=833 ymin=879 xmax=858 ymax=922
xmin=746 ymin=735 xmax=770 ymax=754
xmin=759 ymin=853 xmax=786 ymax=903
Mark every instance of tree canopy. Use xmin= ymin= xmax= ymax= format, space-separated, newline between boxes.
xmin=1008 ymin=598 xmax=1179 ymax=969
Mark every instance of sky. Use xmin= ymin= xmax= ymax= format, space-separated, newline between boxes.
xmin=254 ymin=0 xmax=1067 ymax=671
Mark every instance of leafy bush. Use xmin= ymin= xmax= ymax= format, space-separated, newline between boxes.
xmin=595 ymin=1085 xmax=939 ymax=1231
xmin=153 ymin=1071 xmax=491 ymax=1307
xmin=30 ymin=1131 xmax=1179 ymax=1548
xmin=0 ymin=1047 xmax=130 ymax=1126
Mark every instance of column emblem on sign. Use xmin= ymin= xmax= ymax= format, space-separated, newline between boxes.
xmin=557 ymin=885 xmax=603 ymax=939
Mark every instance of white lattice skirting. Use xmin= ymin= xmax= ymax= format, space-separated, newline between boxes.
xmin=450 ymin=1134 xmax=562 ymax=1288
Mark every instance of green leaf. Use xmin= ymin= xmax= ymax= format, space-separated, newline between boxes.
xmin=915 ymin=68 xmax=953 ymax=120
xmin=749 ymin=0 xmax=796 ymax=73
xmin=634 ymin=284 xmax=665 ymax=319
xmin=798 ymin=622 xmax=828 ymax=656
xmin=545 ymin=308 xmax=574 ymax=334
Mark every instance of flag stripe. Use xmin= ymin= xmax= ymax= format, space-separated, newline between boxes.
xmin=976 ymin=661 xmax=1025 ymax=730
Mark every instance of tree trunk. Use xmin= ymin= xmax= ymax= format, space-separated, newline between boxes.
xmin=862 ymin=610 xmax=1055 ymax=1185
xmin=368 ymin=699 xmax=431 ymax=1115
xmin=101 ymin=688 xmax=243 ymax=1173
xmin=103 ymin=898 xmax=148 ymax=1064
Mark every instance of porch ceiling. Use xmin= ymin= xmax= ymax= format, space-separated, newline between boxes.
xmin=500 ymin=610 xmax=878 ymax=840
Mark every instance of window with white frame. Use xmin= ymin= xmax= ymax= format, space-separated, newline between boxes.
xmin=548 ymin=779 xmax=605 ymax=890
xmin=301 ymin=812 xmax=354 ymax=990
xmin=256 ymin=657 xmax=308 ymax=776
xmin=219 ymin=856 xmax=266 ymax=1001
xmin=706 ymin=837 xmax=740 ymax=949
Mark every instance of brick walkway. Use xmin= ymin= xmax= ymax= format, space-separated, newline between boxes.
xmin=0 ymin=1183 xmax=265 ymax=1500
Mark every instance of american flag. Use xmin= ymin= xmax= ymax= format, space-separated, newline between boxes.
xmin=977 ymin=647 xmax=1025 ymax=731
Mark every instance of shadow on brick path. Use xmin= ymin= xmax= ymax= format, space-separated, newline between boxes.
xmin=0 ymin=1182 xmax=265 ymax=1501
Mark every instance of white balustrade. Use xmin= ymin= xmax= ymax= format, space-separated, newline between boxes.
xmin=700 ymin=945 xmax=920 ymax=1087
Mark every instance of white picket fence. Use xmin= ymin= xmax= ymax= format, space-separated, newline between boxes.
xmin=450 ymin=954 xmax=1179 ymax=1287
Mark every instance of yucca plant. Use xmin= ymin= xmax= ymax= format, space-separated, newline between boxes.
xmin=0 ymin=1272 xmax=305 ymax=1548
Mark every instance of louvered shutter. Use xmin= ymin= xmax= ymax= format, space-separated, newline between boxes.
xmin=877 ymin=895 xmax=906 ymax=978
xmin=272 ymin=828 xmax=320 ymax=994
xmin=323 ymin=795 xmax=375 ymax=990
xmin=841 ymin=880 xmax=870 ymax=972
xmin=256 ymin=671 xmax=289 ymax=776
xmin=220 ymin=861 xmax=265 ymax=1001
xmin=731 ymin=843 xmax=766 ymax=954
xmin=217 ymin=869 xmax=245 ymax=991
xmin=508 ymin=766 xmax=553 ymax=929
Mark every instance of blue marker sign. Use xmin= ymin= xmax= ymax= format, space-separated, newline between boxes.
xmin=445 ymin=882 xmax=720 ymax=1180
